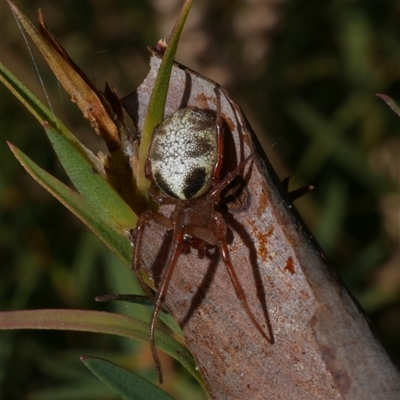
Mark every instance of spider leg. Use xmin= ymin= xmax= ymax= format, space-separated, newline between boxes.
xmin=214 ymin=214 xmax=274 ymax=344
xmin=211 ymin=85 xmax=224 ymax=186
xmin=132 ymin=210 xmax=173 ymax=302
xmin=207 ymin=154 xmax=252 ymax=203
xmin=150 ymin=227 xmax=185 ymax=384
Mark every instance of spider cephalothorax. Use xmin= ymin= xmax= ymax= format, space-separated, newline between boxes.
xmin=132 ymin=88 xmax=270 ymax=383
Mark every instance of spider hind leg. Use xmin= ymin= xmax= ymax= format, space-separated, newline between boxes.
xmin=214 ymin=214 xmax=274 ymax=345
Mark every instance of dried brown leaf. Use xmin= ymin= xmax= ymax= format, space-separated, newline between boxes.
xmin=122 ymin=51 xmax=400 ymax=399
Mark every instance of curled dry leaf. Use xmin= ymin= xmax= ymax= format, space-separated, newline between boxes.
xmin=8 ymin=1 xmax=136 ymax=209
xmin=36 ymin=9 xmax=123 ymax=150
xmin=121 ymin=51 xmax=400 ymax=399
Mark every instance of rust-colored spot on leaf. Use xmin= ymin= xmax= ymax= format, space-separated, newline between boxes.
xmin=266 ymin=225 xmax=274 ymax=238
xmin=224 ymin=115 xmax=235 ymax=133
xmin=284 ymin=256 xmax=295 ymax=274
xmin=255 ymin=231 xmax=268 ymax=262
xmin=195 ymin=93 xmax=210 ymax=110
xmin=252 ymin=225 xmax=274 ymax=262
xmin=256 ymin=231 xmax=268 ymax=262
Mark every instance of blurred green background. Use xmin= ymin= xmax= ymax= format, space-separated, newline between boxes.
xmin=1 ymin=0 xmax=399 ymax=398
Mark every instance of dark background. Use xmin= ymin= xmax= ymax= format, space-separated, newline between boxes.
xmin=1 ymin=0 xmax=399 ymax=398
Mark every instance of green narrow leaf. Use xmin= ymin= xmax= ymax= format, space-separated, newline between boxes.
xmin=1 ymin=309 xmax=202 ymax=384
xmin=0 ymin=61 xmax=104 ymax=177
xmin=43 ymin=122 xmax=137 ymax=234
xmin=136 ymin=0 xmax=193 ymax=203
xmin=81 ymin=356 xmax=175 ymax=400
xmin=0 ymin=62 xmax=137 ymax=234
xmin=96 ymin=294 xmax=183 ymax=338
xmin=315 ymin=177 xmax=347 ymax=253
xmin=8 ymin=143 xmax=132 ymax=265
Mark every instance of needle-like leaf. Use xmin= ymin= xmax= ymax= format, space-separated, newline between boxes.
xmin=1 ymin=309 xmax=201 ymax=384
xmin=81 ymin=356 xmax=175 ymax=400
xmin=135 ymin=0 xmax=192 ymax=208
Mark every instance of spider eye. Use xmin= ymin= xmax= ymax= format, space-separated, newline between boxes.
xmin=149 ymin=108 xmax=218 ymax=200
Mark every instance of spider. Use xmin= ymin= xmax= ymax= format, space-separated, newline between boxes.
xmin=131 ymin=87 xmax=271 ymax=383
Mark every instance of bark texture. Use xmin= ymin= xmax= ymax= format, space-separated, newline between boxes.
xmin=122 ymin=51 xmax=400 ymax=400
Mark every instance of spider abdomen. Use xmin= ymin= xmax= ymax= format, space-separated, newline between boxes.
xmin=149 ymin=108 xmax=218 ymax=200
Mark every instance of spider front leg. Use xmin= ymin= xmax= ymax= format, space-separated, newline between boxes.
xmin=132 ymin=210 xmax=180 ymax=383
xmin=147 ymin=226 xmax=186 ymax=384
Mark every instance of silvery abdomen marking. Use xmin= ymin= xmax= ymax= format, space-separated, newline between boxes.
xmin=149 ymin=108 xmax=218 ymax=200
